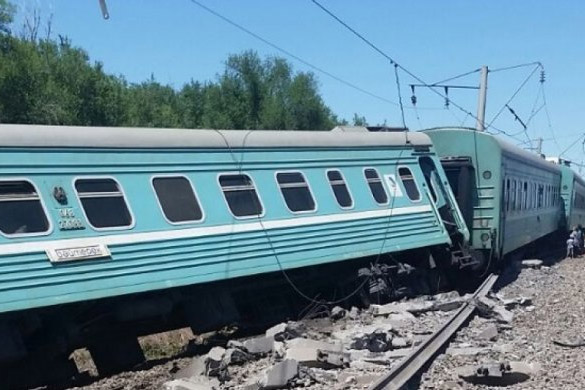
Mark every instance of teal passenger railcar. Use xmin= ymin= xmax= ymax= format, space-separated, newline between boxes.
xmin=0 ymin=124 xmax=469 ymax=381
xmin=425 ymin=128 xmax=563 ymax=266
xmin=559 ymin=163 xmax=585 ymax=229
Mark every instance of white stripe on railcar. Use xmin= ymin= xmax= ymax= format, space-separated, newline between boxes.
xmin=0 ymin=204 xmax=433 ymax=256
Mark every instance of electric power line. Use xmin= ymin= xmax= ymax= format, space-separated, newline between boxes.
xmin=489 ymin=61 xmax=543 ymax=73
xmin=485 ymin=63 xmax=543 ymax=129
xmin=187 ymin=0 xmax=401 ymax=107
xmin=309 ymin=0 xmax=516 ymax=137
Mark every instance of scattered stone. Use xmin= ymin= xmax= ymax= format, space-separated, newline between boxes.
xmin=265 ymin=323 xmax=301 ymax=342
xmin=330 ymin=306 xmax=346 ymax=320
xmin=243 ymin=336 xmax=274 ymax=354
xmin=227 ymin=340 xmax=245 ymax=349
xmin=205 ymin=346 xmax=226 ymax=377
xmin=446 ymin=347 xmax=489 ymax=357
xmin=372 ymin=301 xmax=434 ymax=316
xmin=272 ymin=341 xmax=286 ymax=358
xmin=350 ymin=329 xmax=389 ymax=352
xmin=285 ymin=338 xmax=346 ymax=368
xmin=521 ymin=259 xmax=543 ymax=269
xmin=390 ymin=337 xmax=410 ymax=349
xmin=432 ymin=297 xmax=466 ymax=312
xmin=493 ymin=343 xmax=514 ymax=353
xmin=348 ymin=306 xmax=360 ymax=320
xmin=475 ymin=296 xmax=514 ymax=323
xmin=259 ymin=359 xmax=298 ymax=389
xmin=223 ymin=347 xmax=251 ymax=365
xmin=492 ymin=305 xmax=514 ymax=324
xmin=174 ymin=356 xmax=206 ymax=379
xmin=163 ymin=378 xmax=219 ymax=390
xmin=478 ymin=323 xmax=498 ymax=341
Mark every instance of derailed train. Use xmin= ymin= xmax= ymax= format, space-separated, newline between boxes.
xmin=0 ymin=124 xmax=581 ymax=384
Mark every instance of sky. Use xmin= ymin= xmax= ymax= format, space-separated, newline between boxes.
xmin=11 ymin=0 xmax=585 ymax=165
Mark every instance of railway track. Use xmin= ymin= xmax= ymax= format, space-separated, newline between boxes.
xmin=368 ymin=273 xmax=500 ymax=390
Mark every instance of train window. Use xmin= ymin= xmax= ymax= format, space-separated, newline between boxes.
xmin=152 ymin=176 xmax=203 ymax=224
xmin=532 ymin=183 xmax=537 ymax=209
xmin=327 ymin=170 xmax=353 ymax=209
xmin=511 ymin=180 xmax=516 ymax=211
xmin=523 ymin=182 xmax=528 ymax=210
xmin=505 ymin=179 xmax=510 ymax=212
xmin=398 ymin=167 xmax=421 ymax=201
xmin=276 ymin=172 xmax=316 ymax=213
xmin=0 ymin=180 xmax=50 ymax=236
xmin=75 ymin=178 xmax=133 ymax=229
xmin=538 ymin=184 xmax=544 ymax=208
xmin=517 ymin=181 xmax=522 ymax=210
xmin=364 ymin=168 xmax=388 ymax=205
xmin=219 ymin=174 xmax=263 ymax=218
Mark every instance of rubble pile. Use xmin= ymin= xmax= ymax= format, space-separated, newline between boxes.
xmin=65 ymin=290 xmax=470 ymax=390
xmin=420 ymin=257 xmax=585 ymax=389
xmin=65 ymin=255 xmax=585 ymax=390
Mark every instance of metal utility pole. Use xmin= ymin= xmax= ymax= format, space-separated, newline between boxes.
xmin=476 ymin=66 xmax=488 ymax=131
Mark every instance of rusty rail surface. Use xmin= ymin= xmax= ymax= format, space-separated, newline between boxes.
xmin=369 ymin=273 xmax=499 ymax=390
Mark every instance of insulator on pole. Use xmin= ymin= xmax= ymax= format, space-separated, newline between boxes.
xmin=540 ymin=70 xmax=545 ymax=83
xmin=99 ymin=0 xmax=110 ymax=19
xmin=410 ymin=85 xmax=417 ymax=106
xmin=444 ymin=86 xmax=449 ymax=108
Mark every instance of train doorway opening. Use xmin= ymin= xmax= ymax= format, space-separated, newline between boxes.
xmin=439 ymin=156 xmax=476 ymax=231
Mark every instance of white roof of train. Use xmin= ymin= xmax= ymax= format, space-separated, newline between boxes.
xmin=0 ymin=124 xmax=432 ymax=148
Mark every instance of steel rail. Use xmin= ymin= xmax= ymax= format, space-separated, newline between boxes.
xmin=369 ymin=273 xmax=499 ymax=390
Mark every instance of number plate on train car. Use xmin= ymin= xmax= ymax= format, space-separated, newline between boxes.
xmin=46 ymin=244 xmax=111 ymax=263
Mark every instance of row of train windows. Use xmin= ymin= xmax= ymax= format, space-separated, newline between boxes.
xmin=504 ymin=178 xmax=560 ymax=213
xmin=0 ymin=167 xmax=421 ymax=236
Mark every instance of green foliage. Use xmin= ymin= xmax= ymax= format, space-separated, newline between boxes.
xmin=0 ymin=4 xmax=362 ymax=130
xmin=0 ymin=0 xmax=15 ymax=35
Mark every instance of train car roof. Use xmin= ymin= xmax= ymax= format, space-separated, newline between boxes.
xmin=0 ymin=124 xmax=432 ymax=148
xmin=424 ymin=127 xmax=562 ymax=173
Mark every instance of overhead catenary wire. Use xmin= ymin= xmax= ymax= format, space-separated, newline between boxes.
xmin=393 ymin=64 xmax=407 ymax=128
xmin=489 ymin=61 xmax=543 ymax=74
xmin=187 ymin=0 xmax=401 ymax=107
xmin=541 ymin=83 xmax=562 ymax=154
xmin=485 ymin=63 xmax=543 ymax=129
xmin=309 ymin=0 xmax=515 ymax=137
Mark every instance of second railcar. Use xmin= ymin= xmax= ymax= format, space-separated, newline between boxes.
xmin=558 ymin=163 xmax=585 ymax=229
xmin=425 ymin=127 xmax=563 ymax=264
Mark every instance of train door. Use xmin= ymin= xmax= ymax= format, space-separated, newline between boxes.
xmin=419 ymin=157 xmax=467 ymax=240
xmin=438 ymin=157 xmax=475 ymax=231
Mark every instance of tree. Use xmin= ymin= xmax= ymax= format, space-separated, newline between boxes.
xmin=352 ymin=113 xmax=368 ymax=126
xmin=0 ymin=0 xmax=15 ymax=35
xmin=0 ymin=6 xmax=343 ymax=132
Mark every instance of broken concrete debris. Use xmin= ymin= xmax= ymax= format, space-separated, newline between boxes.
xmin=163 ymin=378 xmax=220 ymax=390
xmin=521 ymin=259 xmax=543 ymax=269
xmin=284 ymin=338 xmax=347 ymax=368
xmin=223 ymin=347 xmax=251 ymax=366
xmin=446 ymin=346 xmax=489 ymax=357
xmin=330 ymin=306 xmax=346 ymax=321
xmin=265 ymin=322 xmax=302 ymax=342
xmin=477 ymin=323 xmax=499 ymax=341
xmin=475 ymin=296 xmax=514 ymax=324
xmin=205 ymin=346 xmax=227 ymax=377
xmin=255 ymin=359 xmax=299 ymax=390
xmin=242 ymin=336 xmax=274 ymax=355
xmin=372 ymin=290 xmax=468 ymax=317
